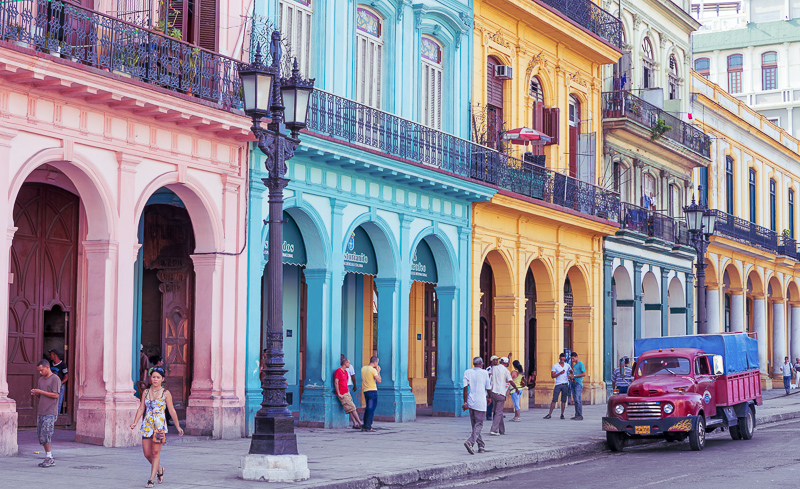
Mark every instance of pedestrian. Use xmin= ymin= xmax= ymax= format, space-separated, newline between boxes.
xmin=543 ymin=353 xmax=571 ymax=419
xmin=335 ymin=357 xmax=363 ymax=429
xmin=794 ymin=358 xmax=800 ymax=389
xmin=462 ymin=356 xmax=491 ymax=455
xmin=509 ymin=360 xmax=525 ymax=422
xmin=485 ymin=355 xmax=499 ymax=420
xmin=130 ymin=366 xmax=184 ymax=488
xmin=489 ymin=356 xmax=515 ymax=435
xmin=48 ymin=349 xmax=68 ymax=415
xmin=781 ymin=357 xmax=794 ymax=395
xmin=527 ymin=369 xmax=537 ymax=400
xmin=611 ymin=357 xmax=633 ymax=394
xmin=568 ymin=352 xmax=585 ymax=420
xmin=360 ymin=356 xmax=381 ymax=432
xmin=340 ymin=353 xmax=358 ymax=394
xmin=31 ymin=359 xmax=60 ymax=467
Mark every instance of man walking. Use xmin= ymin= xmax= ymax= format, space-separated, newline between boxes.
xmin=361 ymin=356 xmax=381 ymax=432
xmin=335 ymin=357 xmax=363 ymax=429
xmin=794 ymin=358 xmax=800 ymax=389
xmin=31 ymin=359 xmax=60 ymax=467
xmin=781 ymin=356 xmax=794 ymax=395
xmin=543 ymin=353 xmax=571 ymax=420
xmin=611 ymin=357 xmax=633 ymax=394
xmin=488 ymin=356 xmax=514 ymax=435
xmin=462 ymin=357 xmax=491 ymax=455
xmin=485 ymin=355 xmax=499 ymax=420
xmin=48 ymin=349 xmax=67 ymax=415
xmin=569 ymin=352 xmax=585 ymax=420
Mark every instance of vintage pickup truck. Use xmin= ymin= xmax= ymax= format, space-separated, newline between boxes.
xmin=603 ymin=333 xmax=762 ymax=451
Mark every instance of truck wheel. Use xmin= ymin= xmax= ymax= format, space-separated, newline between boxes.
xmin=606 ymin=432 xmax=626 ymax=452
xmin=729 ymin=425 xmax=742 ymax=440
xmin=738 ymin=406 xmax=755 ymax=440
xmin=689 ymin=416 xmax=706 ymax=451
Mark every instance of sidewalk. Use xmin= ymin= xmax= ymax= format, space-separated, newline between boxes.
xmin=4 ymin=390 xmax=800 ymax=489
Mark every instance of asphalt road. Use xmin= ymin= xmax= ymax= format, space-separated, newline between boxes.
xmin=416 ymin=418 xmax=800 ymax=489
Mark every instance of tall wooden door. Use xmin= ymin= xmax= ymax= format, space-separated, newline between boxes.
xmin=298 ymin=272 xmax=307 ymax=402
xmin=479 ymin=263 xmax=494 ymax=365
xmin=8 ymin=184 xmax=78 ymax=427
xmin=568 ymin=97 xmax=580 ymax=178
xmin=424 ymin=283 xmax=438 ymax=406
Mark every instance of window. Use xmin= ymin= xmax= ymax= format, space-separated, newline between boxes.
xmin=642 ymin=38 xmax=655 ymax=89
xmin=695 ymin=356 xmax=711 ymax=375
xmin=724 ymin=293 xmax=731 ymax=333
xmin=770 ymin=179 xmax=776 ymax=231
xmin=727 ymin=54 xmax=743 ymax=94
xmin=749 ymin=168 xmax=756 ymax=223
xmin=486 ymin=56 xmax=505 ymax=148
xmin=356 ymin=7 xmax=383 ymax=109
xmin=669 ymin=184 xmax=680 ymax=217
xmin=790 ymin=189 xmax=795 ymax=238
xmin=161 ymin=0 xmax=218 ymax=50
xmin=668 ymin=55 xmax=679 ymax=100
xmin=762 ymin=51 xmax=777 ymax=91
xmin=726 ymin=156 xmax=734 ymax=215
xmin=280 ymin=0 xmax=313 ymax=77
xmin=420 ymin=36 xmax=443 ymax=129
xmin=568 ymin=95 xmax=580 ymax=178
xmin=643 ymin=173 xmax=656 ymax=209
xmin=530 ymin=76 xmax=544 ymax=131
xmin=695 ymin=57 xmax=710 ymax=78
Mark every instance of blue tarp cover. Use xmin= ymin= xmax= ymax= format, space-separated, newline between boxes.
xmin=634 ymin=334 xmax=759 ymax=374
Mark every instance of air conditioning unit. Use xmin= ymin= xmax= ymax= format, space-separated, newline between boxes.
xmin=495 ymin=65 xmax=513 ymax=80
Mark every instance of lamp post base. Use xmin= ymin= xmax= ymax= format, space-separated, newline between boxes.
xmin=239 ymin=454 xmax=310 ymax=482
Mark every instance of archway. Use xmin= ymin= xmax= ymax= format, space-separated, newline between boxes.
xmin=525 ymin=258 xmax=556 ymax=384
xmin=723 ymin=264 xmax=743 ymax=333
xmin=478 ymin=250 xmax=514 ymax=365
xmin=668 ymin=277 xmax=685 ymax=336
xmin=747 ymin=270 xmax=767 ymax=374
xmin=407 ymin=237 xmax=440 ymax=406
xmin=565 ymin=266 xmax=590 ymax=359
xmin=788 ymin=281 xmax=800 ymax=363
xmin=641 ymin=272 xmax=660 ymax=338
xmin=612 ymin=266 xmax=634 ymax=363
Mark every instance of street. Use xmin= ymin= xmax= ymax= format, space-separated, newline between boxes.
xmin=419 ymin=419 xmax=800 ymax=489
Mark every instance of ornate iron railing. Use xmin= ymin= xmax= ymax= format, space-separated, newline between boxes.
xmin=710 ymin=210 xmax=782 ymax=255
xmin=537 ymin=0 xmax=623 ymax=48
xmin=308 ymin=90 xmax=620 ymax=221
xmin=619 ymin=202 xmax=688 ymax=245
xmin=0 ymin=0 xmax=246 ymax=109
xmin=602 ymin=91 xmax=712 ymax=158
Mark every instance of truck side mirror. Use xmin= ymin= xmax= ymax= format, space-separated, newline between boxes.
xmin=712 ymin=355 xmax=724 ymax=376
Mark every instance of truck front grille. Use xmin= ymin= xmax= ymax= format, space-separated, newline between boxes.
xmin=627 ymin=401 xmax=662 ymax=419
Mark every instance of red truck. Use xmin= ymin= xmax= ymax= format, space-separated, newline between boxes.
xmin=603 ymin=333 xmax=762 ymax=451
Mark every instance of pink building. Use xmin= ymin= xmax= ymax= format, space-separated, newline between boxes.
xmin=0 ymin=0 xmax=253 ymax=454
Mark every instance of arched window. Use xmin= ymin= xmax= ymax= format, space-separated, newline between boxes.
xmin=668 ymin=54 xmax=679 ymax=100
xmin=727 ymin=54 xmax=743 ymax=93
xmin=356 ymin=7 xmax=383 ymax=109
xmin=762 ymin=51 xmax=777 ymax=91
xmin=695 ymin=57 xmax=710 ymax=78
xmin=642 ymin=37 xmax=655 ymax=89
xmin=279 ymin=0 xmax=313 ymax=77
xmin=420 ymin=35 xmax=443 ymax=130
xmin=486 ymin=56 xmax=505 ymax=148
xmin=530 ymin=76 xmax=543 ymax=130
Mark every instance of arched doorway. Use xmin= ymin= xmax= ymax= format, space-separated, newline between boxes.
xmin=8 ymin=183 xmax=79 ymax=427
xmin=479 ymin=263 xmax=494 ymax=364
xmin=408 ymin=238 xmax=439 ymax=406
xmin=668 ymin=277 xmax=685 ymax=336
xmin=524 ymin=269 xmax=536 ymax=377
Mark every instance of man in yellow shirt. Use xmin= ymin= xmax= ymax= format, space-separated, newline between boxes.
xmin=360 ymin=356 xmax=381 ymax=432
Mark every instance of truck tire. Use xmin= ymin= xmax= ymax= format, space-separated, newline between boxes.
xmin=738 ymin=405 xmax=755 ymax=440
xmin=606 ymin=432 xmax=626 ymax=452
xmin=729 ymin=424 xmax=742 ymax=440
xmin=689 ymin=415 xmax=706 ymax=451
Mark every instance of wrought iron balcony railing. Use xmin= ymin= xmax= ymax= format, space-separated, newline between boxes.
xmin=308 ymin=90 xmax=620 ymax=222
xmin=537 ymin=0 xmax=623 ymax=48
xmin=619 ymin=202 xmax=689 ymax=246
xmin=602 ymin=91 xmax=711 ymax=158
xmin=0 ymin=0 xmax=244 ymax=109
xmin=710 ymin=210 xmax=788 ymax=256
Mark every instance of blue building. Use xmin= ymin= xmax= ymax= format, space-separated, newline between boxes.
xmin=245 ymin=0 xmax=494 ymax=431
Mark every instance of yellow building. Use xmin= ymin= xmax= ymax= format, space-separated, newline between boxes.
xmin=472 ymin=0 xmax=622 ymax=405
xmin=692 ymin=71 xmax=800 ymax=390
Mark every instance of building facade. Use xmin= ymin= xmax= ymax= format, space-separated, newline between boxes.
xmin=1 ymin=0 xmax=253 ymax=455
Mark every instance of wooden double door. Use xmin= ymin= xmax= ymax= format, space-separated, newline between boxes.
xmin=8 ymin=184 xmax=78 ymax=427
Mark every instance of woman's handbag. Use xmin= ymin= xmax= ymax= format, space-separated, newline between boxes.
xmin=153 ymin=428 xmax=166 ymax=444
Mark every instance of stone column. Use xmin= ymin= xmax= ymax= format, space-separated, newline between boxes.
xmin=730 ymin=288 xmax=745 ymax=332
xmin=533 ymin=301 xmax=559 ymax=407
xmin=685 ymin=273 xmax=695 ymax=335
xmin=772 ymin=299 xmax=787 ymax=380
xmin=633 ymin=262 xmax=642 ymax=339
xmin=706 ymin=285 xmax=721 ymax=334
xmin=753 ymin=295 xmax=770 ymax=386
xmin=791 ymin=302 xmax=800 ymax=364
xmin=431 ymin=286 xmax=462 ymax=416
xmin=602 ymin=256 xmax=613 ymax=385
xmin=660 ymin=269 xmax=670 ymax=337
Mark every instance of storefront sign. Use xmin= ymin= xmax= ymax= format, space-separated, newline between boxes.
xmin=264 ymin=212 xmax=307 ymax=266
xmin=344 ymin=226 xmax=377 ymax=275
xmin=411 ymin=239 xmax=438 ymax=284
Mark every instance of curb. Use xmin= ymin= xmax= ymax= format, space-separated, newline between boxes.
xmin=301 ymin=410 xmax=800 ymax=489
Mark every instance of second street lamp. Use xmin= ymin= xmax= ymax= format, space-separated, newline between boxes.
xmin=684 ymin=186 xmax=716 ymax=335
xmin=238 ymin=31 xmax=315 ymax=482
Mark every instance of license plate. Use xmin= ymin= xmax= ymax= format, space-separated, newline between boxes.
xmin=635 ymin=426 xmax=651 ymax=434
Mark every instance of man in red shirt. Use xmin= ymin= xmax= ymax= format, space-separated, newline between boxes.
xmin=335 ymin=357 xmax=362 ymax=429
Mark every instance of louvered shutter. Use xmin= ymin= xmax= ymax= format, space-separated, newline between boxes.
xmin=196 ymin=0 xmax=218 ymax=51
xmin=486 ymin=57 xmax=503 ymax=108
xmin=279 ymin=0 xmax=313 ymax=77
xmin=356 ymin=32 xmax=382 ymax=109
xmin=422 ymin=57 xmax=443 ymax=129
xmin=166 ymin=0 xmax=189 ymax=39
xmin=543 ymin=107 xmax=559 ymax=146
xmin=532 ymin=101 xmax=544 ymax=132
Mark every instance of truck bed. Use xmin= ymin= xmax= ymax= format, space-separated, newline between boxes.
xmin=716 ymin=369 xmax=762 ymax=406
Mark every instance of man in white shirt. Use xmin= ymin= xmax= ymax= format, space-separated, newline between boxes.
xmin=794 ymin=358 xmax=800 ymax=389
xmin=462 ymin=357 xmax=491 ymax=455
xmin=488 ymin=356 xmax=514 ymax=435
xmin=781 ymin=357 xmax=794 ymax=395
xmin=341 ymin=353 xmax=357 ymax=394
xmin=543 ymin=353 xmax=572 ymax=420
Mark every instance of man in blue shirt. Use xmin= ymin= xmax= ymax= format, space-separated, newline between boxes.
xmin=569 ymin=352 xmax=585 ymax=420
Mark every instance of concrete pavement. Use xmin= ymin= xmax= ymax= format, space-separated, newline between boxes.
xmin=3 ymin=389 xmax=799 ymax=489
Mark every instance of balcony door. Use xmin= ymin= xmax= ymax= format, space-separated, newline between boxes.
xmin=486 ymin=56 xmax=504 ymax=149
xmin=355 ymin=7 xmax=383 ymax=109
xmin=568 ymin=96 xmax=580 ymax=178
xmin=163 ymin=0 xmax=218 ymax=51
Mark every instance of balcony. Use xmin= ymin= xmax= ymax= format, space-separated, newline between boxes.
xmin=619 ymin=202 xmax=689 ymax=246
xmin=709 ymin=210 xmax=796 ymax=258
xmin=537 ymin=0 xmax=623 ymax=48
xmin=602 ymin=91 xmax=711 ymax=159
xmin=0 ymin=0 xmax=244 ymax=110
xmin=308 ymin=90 xmax=620 ymax=222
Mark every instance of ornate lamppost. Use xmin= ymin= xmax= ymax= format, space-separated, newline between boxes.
xmin=238 ymin=31 xmax=314 ymax=482
xmin=684 ymin=185 xmax=716 ymax=335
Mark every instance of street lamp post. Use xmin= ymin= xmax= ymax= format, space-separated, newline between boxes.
xmin=238 ymin=31 xmax=314 ymax=482
xmin=684 ymin=185 xmax=716 ymax=335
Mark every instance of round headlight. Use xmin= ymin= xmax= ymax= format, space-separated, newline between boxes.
xmin=614 ymin=404 xmax=625 ymax=415
xmin=663 ymin=403 xmax=674 ymax=414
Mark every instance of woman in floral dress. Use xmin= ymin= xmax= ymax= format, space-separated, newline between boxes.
xmin=131 ymin=367 xmax=184 ymax=487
